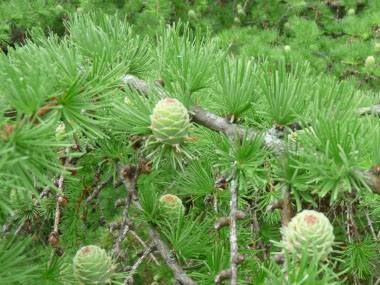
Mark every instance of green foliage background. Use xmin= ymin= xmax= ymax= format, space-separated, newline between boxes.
xmin=0 ymin=0 xmax=380 ymax=284
xmin=1 ymin=0 xmax=379 ymax=90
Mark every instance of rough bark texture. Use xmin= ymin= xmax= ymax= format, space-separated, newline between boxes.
xmin=229 ymin=179 xmax=239 ymax=285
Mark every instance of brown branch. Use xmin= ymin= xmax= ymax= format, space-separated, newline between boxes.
xmin=147 ymin=225 xmax=197 ymax=285
xmin=47 ymin=173 xmax=65 ymax=270
xmin=215 ymin=178 xmax=241 ymax=284
xmin=215 ymin=269 xmax=232 ymax=283
xmin=47 ymin=145 xmax=84 ymax=269
xmin=124 ymin=243 xmax=156 ymax=284
xmin=190 ymin=106 xmax=380 ymax=196
xmin=354 ymin=168 xmax=380 ymax=195
xmin=14 ymin=220 xmax=27 ymax=236
xmin=345 ymin=193 xmax=360 ymax=243
xmin=130 ymin=230 xmax=160 ymax=266
xmin=266 ymin=199 xmax=283 ymax=212
xmin=117 ymin=157 xmax=195 ymax=284
xmin=243 ymin=0 xmax=249 ymax=10
xmin=111 ymin=156 xmax=147 ymax=260
xmin=215 ymin=173 xmax=229 ymax=189
xmin=266 ymin=185 xmax=292 ymax=226
xmin=214 ymin=217 xmax=230 ymax=230
xmin=116 ymin=157 xmax=196 ymax=284
xmin=84 ymin=175 xmax=113 ymax=205
xmin=112 ymin=194 xmax=132 ymax=260
xmin=280 ymin=185 xmax=292 ymax=226
xmin=81 ymin=175 xmax=114 ymax=231
xmin=128 ymin=197 xmax=197 ymax=284
xmin=363 ymin=209 xmax=378 ymax=241
xmin=211 ymin=173 xmax=230 ymax=213
xmin=120 ymin=75 xmax=284 ymax=151
xmin=235 ymin=210 xmax=248 ymax=220
xmin=120 ymin=164 xmax=140 ymax=201
xmin=357 ymin=104 xmax=380 ymax=117
xmin=190 ymin=105 xmax=285 ymax=153
xmin=53 ymin=175 xmax=64 ymax=237
xmin=229 ymin=178 xmax=239 ymax=285
xmin=112 ymin=162 xmax=140 ymax=260
xmin=2 ymin=217 xmax=16 ymax=233
xmin=214 ymin=211 xmax=249 ymax=230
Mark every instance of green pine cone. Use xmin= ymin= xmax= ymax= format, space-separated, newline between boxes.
xmin=347 ymin=8 xmax=355 ymax=16
xmin=376 ymin=43 xmax=380 ymax=52
xmin=365 ymin=55 xmax=376 ymax=67
xmin=281 ymin=210 xmax=334 ymax=261
xmin=188 ymin=10 xmax=197 ymax=20
xmin=150 ymin=98 xmax=190 ymax=146
xmin=237 ymin=8 xmax=245 ymax=17
xmin=73 ymin=245 xmax=114 ymax=284
xmin=55 ymin=123 xmax=66 ymax=141
xmin=159 ymin=194 xmax=185 ymax=220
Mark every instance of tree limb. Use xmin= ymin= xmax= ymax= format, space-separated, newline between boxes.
xmin=280 ymin=185 xmax=292 ymax=226
xmin=147 ymin=225 xmax=197 ymax=285
xmin=121 ymin=75 xmax=380 ymax=196
xmin=189 ymin=105 xmax=285 ymax=153
xmin=229 ymin=178 xmax=239 ymax=285
xmin=357 ymin=104 xmax=380 ymax=117
xmin=124 ymin=243 xmax=156 ymax=284
xmin=117 ymin=157 xmax=197 ymax=285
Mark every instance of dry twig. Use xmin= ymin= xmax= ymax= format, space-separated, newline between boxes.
xmin=117 ymin=157 xmax=196 ymax=285
xmin=124 ymin=243 xmax=156 ymax=284
xmin=130 ymin=230 xmax=160 ymax=266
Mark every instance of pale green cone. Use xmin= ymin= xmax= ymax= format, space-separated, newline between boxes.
xmin=281 ymin=210 xmax=334 ymax=261
xmin=365 ymin=55 xmax=376 ymax=67
xmin=150 ymin=98 xmax=190 ymax=146
xmin=73 ymin=245 xmax=114 ymax=284
xmin=375 ymin=43 xmax=380 ymax=52
xmin=188 ymin=10 xmax=197 ymax=20
xmin=347 ymin=8 xmax=355 ymax=16
xmin=55 ymin=123 xmax=66 ymax=141
xmin=159 ymin=194 xmax=185 ymax=221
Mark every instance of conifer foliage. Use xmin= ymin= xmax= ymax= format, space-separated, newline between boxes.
xmin=1 ymin=6 xmax=380 ymax=285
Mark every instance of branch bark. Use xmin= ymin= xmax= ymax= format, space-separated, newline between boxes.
xmin=357 ymin=104 xmax=380 ymax=117
xmin=147 ymin=225 xmax=197 ymax=285
xmin=190 ymin=105 xmax=285 ymax=153
xmin=280 ymin=185 xmax=292 ymax=226
xmin=229 ymin=178 xmax=239 ymax=285
xmin=130 ymin=230 xmax=160 ymax=266
xmin=124 ymin=243 xmax=156 ymax=284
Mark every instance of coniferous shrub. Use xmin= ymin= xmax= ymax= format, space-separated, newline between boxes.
xmin=0 ymin=3 xmax=380 ymax=285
